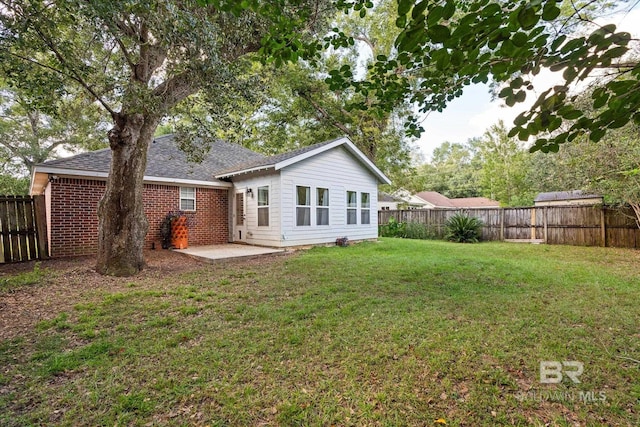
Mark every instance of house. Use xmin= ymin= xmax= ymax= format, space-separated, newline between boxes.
xmin=30 ymin=134 xmax=390 ymax=257
xmin=414 ymin=191 xmax=455 ymax=208
xmin=390 ymin=188 xmax=429 ymax=209
xmin=414 ymin=191 xmax=500 ymax=209
xmin=534 ymin=190 xmax=603 ymax=207
xmin=378 ymin=192 xmax=403 ymax=210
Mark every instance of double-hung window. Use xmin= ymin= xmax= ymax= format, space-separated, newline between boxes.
xmin=347 ymin=191 xmax=357 ymax=225
xmin=361 ymin=192 xmax=371 ymax=225
xmin=316 ymin=188 xmax=329 ymax=225
xmin=296 ymin=186 xmax=311 ymax=226
xmin=257 ymin=186 xmax=269 ymax=227
xmin=180 ymin=187 xmax=196 ymax=211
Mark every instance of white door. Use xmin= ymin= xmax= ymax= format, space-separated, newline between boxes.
xmin=233 ymin=190 xmax=246 ymax=242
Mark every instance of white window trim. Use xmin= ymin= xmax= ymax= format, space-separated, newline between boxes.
xmin=257 ymin=185 xmax=270 ymax=228
xmin=180 ymin=186 xmax=196 ymax=211
xmin=361 ymin=192 xmax=371 ymax=225
xmin=347 ymin=190 xmax=358 ymax=226
xmin=316 ymin=187 xmax=330 ymax=226
xmin=295 ymin=185 xmax=312 ymax=227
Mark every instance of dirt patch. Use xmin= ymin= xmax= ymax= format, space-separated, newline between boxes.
xmin=0 ymin=249 xmax=295 ymax=341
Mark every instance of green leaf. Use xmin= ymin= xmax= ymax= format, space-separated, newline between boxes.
xmin=602 ymin=46 xmax=629 ymax=60
xmin=562 ymin=67 xmax=578 ymax=82
xmin=517 ymin=6 xmax=539 ymax=30
xmin=442 ymin=1 xmax=455 ymax=20
xmin=512 ymin=32 xmax=528 ymax=47
xmin=413 ymin=0 xmax=429 ymax=19
xmin=514 ymin=112 xmax=528 ymax=126
xmin=550 ymin=34 xmax=567 ymax=51
xmin=428 ymin=25 xmax=450 ymax=43
xmin=589 ymin=128 xmax=606 ymax=142
xmin=499 ymin=87 xmax=513 ymax=98
xmin=510 ymin=77 xmax=524 ymax=89
xmin=542 ymin=3 xmax=561 ymax=21
xmin=398 ymin=0 xmax=412 ymax=16
xmin=592 ymin=92 xmax=610 ymax=109
xmin=560 ymin=108 xmax=582 ymax=120
xmin=396 ymin=15 xmax=407 ymax=28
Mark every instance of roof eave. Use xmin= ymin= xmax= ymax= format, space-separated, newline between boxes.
xmin=32 ymin=165 xmax=232 ymax=188
xmin=214 ymin=165 xmax=276 ymax=179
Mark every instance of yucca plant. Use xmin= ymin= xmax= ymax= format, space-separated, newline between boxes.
xmin=445 ymin=213 xmax=483 ymax=243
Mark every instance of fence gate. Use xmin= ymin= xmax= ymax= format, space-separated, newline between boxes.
xmin=0 ymin=195 xmax=48 ymax=263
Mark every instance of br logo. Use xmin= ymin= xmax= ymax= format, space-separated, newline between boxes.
xmin=540 ymin=361 xmax=584 ymax=384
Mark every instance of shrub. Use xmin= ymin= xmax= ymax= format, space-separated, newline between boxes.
xmin=445 ymin=213 xmax=483 ymax=243
xmin=379 ymin=217 xmax=406 ymax=238
xmin=403 ymin=222 xmax=437 ymax=240
xmin=379 ymin=218 xmax=437 ymax=240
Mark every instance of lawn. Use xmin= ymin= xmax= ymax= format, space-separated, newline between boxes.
xmin=0 ymin=239 xmax=639 ymax=426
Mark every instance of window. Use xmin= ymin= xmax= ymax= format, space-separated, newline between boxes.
xmin=296 ymin=186 xmax=311 ymax=226
xmin=347 ymin=191 xmax=357 ymax=225
xmin=180 ymin=187 xmax=196 ymax=211
xmin=316 ymin=187 xmax=329 ymax=225
xmin=361 ymin=192 xmax=371 ymax=225
xmin=257 ymin=186 xmax=269 ymax=227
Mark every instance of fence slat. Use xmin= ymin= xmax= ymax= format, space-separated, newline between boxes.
xmin=379 ymin=205 xmax=639 ymax=249
xmin=0 ymin=195 xmax=46 ymax=263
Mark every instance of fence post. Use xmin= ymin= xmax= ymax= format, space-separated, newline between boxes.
xmin=543 ymin=207 xmax=548 ymax=243
xmin=500 ymin=209 xmax=505 ymax=241
xmin=600 ymin=207 xmax=606 ymax=247
xmin=530 ymin=208 xmax=536 ymax=240
xmin=34 ymin=195 xmax=49 ymax=259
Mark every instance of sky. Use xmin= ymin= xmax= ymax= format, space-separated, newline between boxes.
xmin=414 ymin=6 xmax=640 ymax=160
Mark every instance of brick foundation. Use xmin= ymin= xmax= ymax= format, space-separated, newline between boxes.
xmin=49 ymin=177 xmax=229 ymax=257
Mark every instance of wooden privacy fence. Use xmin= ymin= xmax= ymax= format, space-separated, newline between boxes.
xmin=379 ymin=205 xmax=640 ymax=249
xmin=0 ymin=195 xmax=48 ymax=263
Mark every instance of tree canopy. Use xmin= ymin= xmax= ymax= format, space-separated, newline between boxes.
xmin=329 ymin=0 xmax=640 ymax=152
xmin=0 ymin=0 xmax=332 ymax=275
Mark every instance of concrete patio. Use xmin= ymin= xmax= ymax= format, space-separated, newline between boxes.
xmin=174 ymin=244 xmax=286 ymax=262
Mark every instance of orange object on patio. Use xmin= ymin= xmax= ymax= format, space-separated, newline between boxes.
xmin=171 ymin=216 xmax=188 ymax=249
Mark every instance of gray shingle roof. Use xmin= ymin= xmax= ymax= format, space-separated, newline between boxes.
xmin=214 ymin=137 xmax=343 ymax=177
xmin=38 ymin=134 xmax=266 ymax=182
xmin=534 ymin=190 xmax=602 ymax=202
xmin=378 ymin=192 xmax=401 ymax=202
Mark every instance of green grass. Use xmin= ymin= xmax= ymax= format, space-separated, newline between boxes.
xmin=1 ymin=239 xmax=639 ymax=426
xmin=0 ymin=262 xmax=43 ymax=291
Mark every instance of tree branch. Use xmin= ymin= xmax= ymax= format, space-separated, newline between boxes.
xmin=152 ymin=71 xmax=198 ymax=112
xmin=114 ymin=37 xmax=136 ymax=72
xmin=29 ymin=26 xmax=117 ymax=117
xmin=297 ymin=90 xmax=354 ymax=138
xmin=354 ymin=34 xmax=375 ymax=57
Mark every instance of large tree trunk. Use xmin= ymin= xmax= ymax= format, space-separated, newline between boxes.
xmin=95 ymin=113 xmax=159 ymax=276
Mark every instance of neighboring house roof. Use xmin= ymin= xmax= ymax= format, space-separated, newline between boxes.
xmin=415 ymin=191 xmax=455 ymax=207
xmin=449 ymin=197 xmax=500 ymax=208
xmin=378 ymin=192 xmax=402 ymax=203
xmin=534 ymin=190 xmax=603 ymax=202
xmin=391 ymin=188 xmax=429 ymax=207
xmin=413 ymin=191 xmax=500 ymax=208
xmin=215 ymin=136 xmax=391 ymax=185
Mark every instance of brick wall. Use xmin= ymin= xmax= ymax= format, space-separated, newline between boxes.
xmin=49 ymin=177 xmax=229 ymax=257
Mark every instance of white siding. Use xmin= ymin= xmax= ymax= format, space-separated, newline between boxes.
xmin=231 ymin=174 xmax=282 ymax=246
xmin=279 ymin=146 xmax=380 ymax=246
